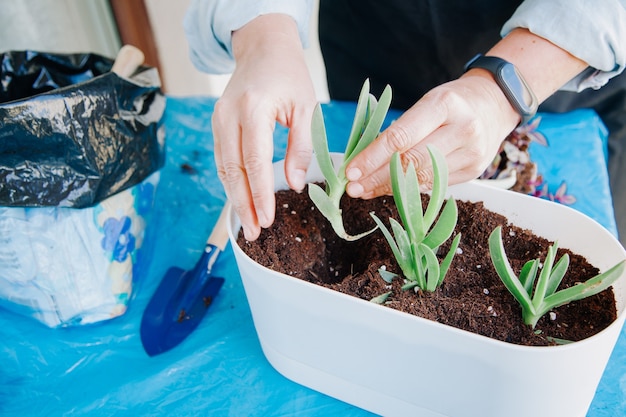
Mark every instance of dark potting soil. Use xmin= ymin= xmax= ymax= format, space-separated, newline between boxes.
xmin=237 ymin=185 xmax=617 ymax=346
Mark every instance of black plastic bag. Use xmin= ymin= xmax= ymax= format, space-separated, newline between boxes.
xmin=0 ymin=50 xmax=165 ymax=208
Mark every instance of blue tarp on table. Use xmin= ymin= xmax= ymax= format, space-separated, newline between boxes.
xmin=0 ymin=97 xmax=621 ymax=417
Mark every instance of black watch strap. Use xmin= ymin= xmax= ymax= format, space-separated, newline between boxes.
xmin=464 ymin=54 xmax=538 ymax=125
xmin=465 ymin=55 xmax=507 ymax=75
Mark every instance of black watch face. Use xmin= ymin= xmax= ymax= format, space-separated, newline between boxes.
xmin=500 ymin=64 xmax=535 ymax=110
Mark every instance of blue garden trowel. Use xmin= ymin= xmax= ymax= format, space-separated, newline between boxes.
xmin=140 ymin=204 xmax=230 ymax=356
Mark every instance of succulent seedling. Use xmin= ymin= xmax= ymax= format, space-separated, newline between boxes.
xmin=371 ymin=146 xmax=461 ymax=292
xmin=489 ymin=226 xmax=625 ymax=328
xmin=308 ymin=79 xmax=391 ymax=241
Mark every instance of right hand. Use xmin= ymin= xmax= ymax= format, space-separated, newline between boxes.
xmin=211 ymin=14 xmax=317 ymax=241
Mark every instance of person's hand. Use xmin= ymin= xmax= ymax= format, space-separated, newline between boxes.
xmin=344 ymin=72 xmax=521 ymax=199
xmin=212 ymin=14 xmax=317 ymax=240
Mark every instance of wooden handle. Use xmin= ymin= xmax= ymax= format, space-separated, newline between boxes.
xmin=207 ymin=202 xmax=231 ymax=251
xmin=111 ymin=44 xmax=145 ymax=78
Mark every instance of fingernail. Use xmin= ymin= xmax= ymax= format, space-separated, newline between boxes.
xmin=346 ymin=167 xmax=362 ymax=181
xmin=291 ymin=169 xmax=306 ymax=191
xmin=347 ymin=182 xmax=364 ymax=197
xmin=243 ymin=225 xmax=254 ymax=241
xmin=257 ymin=210 xmax=270 ymax=228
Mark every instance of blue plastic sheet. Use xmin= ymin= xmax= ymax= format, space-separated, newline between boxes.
xmin=527 ymin=109 xmax=617 ymax=237
xmin=0 ymin=97 xmax=623 ymax=417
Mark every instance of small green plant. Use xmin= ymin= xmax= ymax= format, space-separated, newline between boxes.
xmin=370 ymin=147 xmax=461 ymax=292
xmin=489 ymin=226 xmax=626 ymax=328
xmin=308 ymin=79 xmax=392 ymax=241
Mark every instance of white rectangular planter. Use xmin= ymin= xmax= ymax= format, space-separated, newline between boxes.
xmin=227 ymin=154 xmax=626 ymax=417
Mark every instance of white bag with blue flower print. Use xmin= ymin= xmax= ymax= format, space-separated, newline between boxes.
xmin=0 ymin=172 xmax=159 ymax=327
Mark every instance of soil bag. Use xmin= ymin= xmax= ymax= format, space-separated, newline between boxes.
xmin=0 ymin=51 xmax=165 ymax=327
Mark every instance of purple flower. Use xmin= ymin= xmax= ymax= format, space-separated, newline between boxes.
xmin=531 ymin=182 xmax=550 ymax=199
xmin=550 ymin=181 xmax=577 ymax=205
xmin=101 ymin=216 xmax=136 ymax=262
xmin=510 ymin=117 xmax=548 ymax=147
xmin=530 ymin=180 xmax=576 ymax=206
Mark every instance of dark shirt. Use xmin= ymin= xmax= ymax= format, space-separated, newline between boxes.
xmin=319 ymin=0 xmax=523 ymax=109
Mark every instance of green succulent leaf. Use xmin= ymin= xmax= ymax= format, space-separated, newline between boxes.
xmin=378 ymin=267 xmax=399 ymax=283
xmin=545 ymin=336 xmax=574 ymax=345
xmin=310 ymin=183 xmax=374 ymax=241
xmin=344 ymin=80 xmax=372 ymax=158
xmin=308 ymin=183 xmax=340 ymax=223
xmin=423 ymin=145 xmax=448 ymax=230
xmin=541 ymin=260 xmax=625 ymax=314
xmin=405 ymin=161 xmax=426 ymax=243
xmin=422 ymin=197 xmax=458 ymax=250
xmin=371 ymin=214 xmax=402 ymax=260
xmin=532 ymin=243 xmax=558 ymax=310
xmin=519 ymin=260 xmax=539 ymax=294
xmin=311 ymin=104 xmax=340 ymax=191
xmin=420 ymin=243 xmax=441 ymax=292
xmin=390 ymin=154 xmax=424 ymax=243
xmin=488 ymin=227 xmax=534 ymax=313
xmin=390 ymin=218 xmax=413 ymax=264
xmin=370 ymin=291 xmax=392 ymax=304
xmin=438 ymin=233 xmax=462 ymax=287
xmin=402 ymin=281 xmax=420 ymax=291
xmin=545 ymin=254 xmax=570 ymax=297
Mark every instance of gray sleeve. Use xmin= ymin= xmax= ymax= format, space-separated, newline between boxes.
xmin=183 ymin=0 xmax=313 ymax=75
xmin=502 ymin=0 xmax=626 ymax=91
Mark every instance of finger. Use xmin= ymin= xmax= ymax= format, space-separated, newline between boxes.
xmin=347 ymin=163 xmax=392 ymax=198
xmin=284 ymin=103 xmax=314 ymax=192
xmin=445 ymin=146 xmax=500 ymax=185
xmin=212 ymin=101 xmax=260 ymax=241
xmin=241 ymin=109 xmax=277 ymax=230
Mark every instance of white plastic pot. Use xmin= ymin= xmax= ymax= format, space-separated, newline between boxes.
xmin=227 ymin=154 xmax=626 ymax=417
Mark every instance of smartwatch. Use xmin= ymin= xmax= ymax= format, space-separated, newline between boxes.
xmin=464 ymin=54 xmax=538 ymax=125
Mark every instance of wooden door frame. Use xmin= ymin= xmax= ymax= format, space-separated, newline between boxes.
xmin=109 ymin=0 xmax=165 ymax=89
